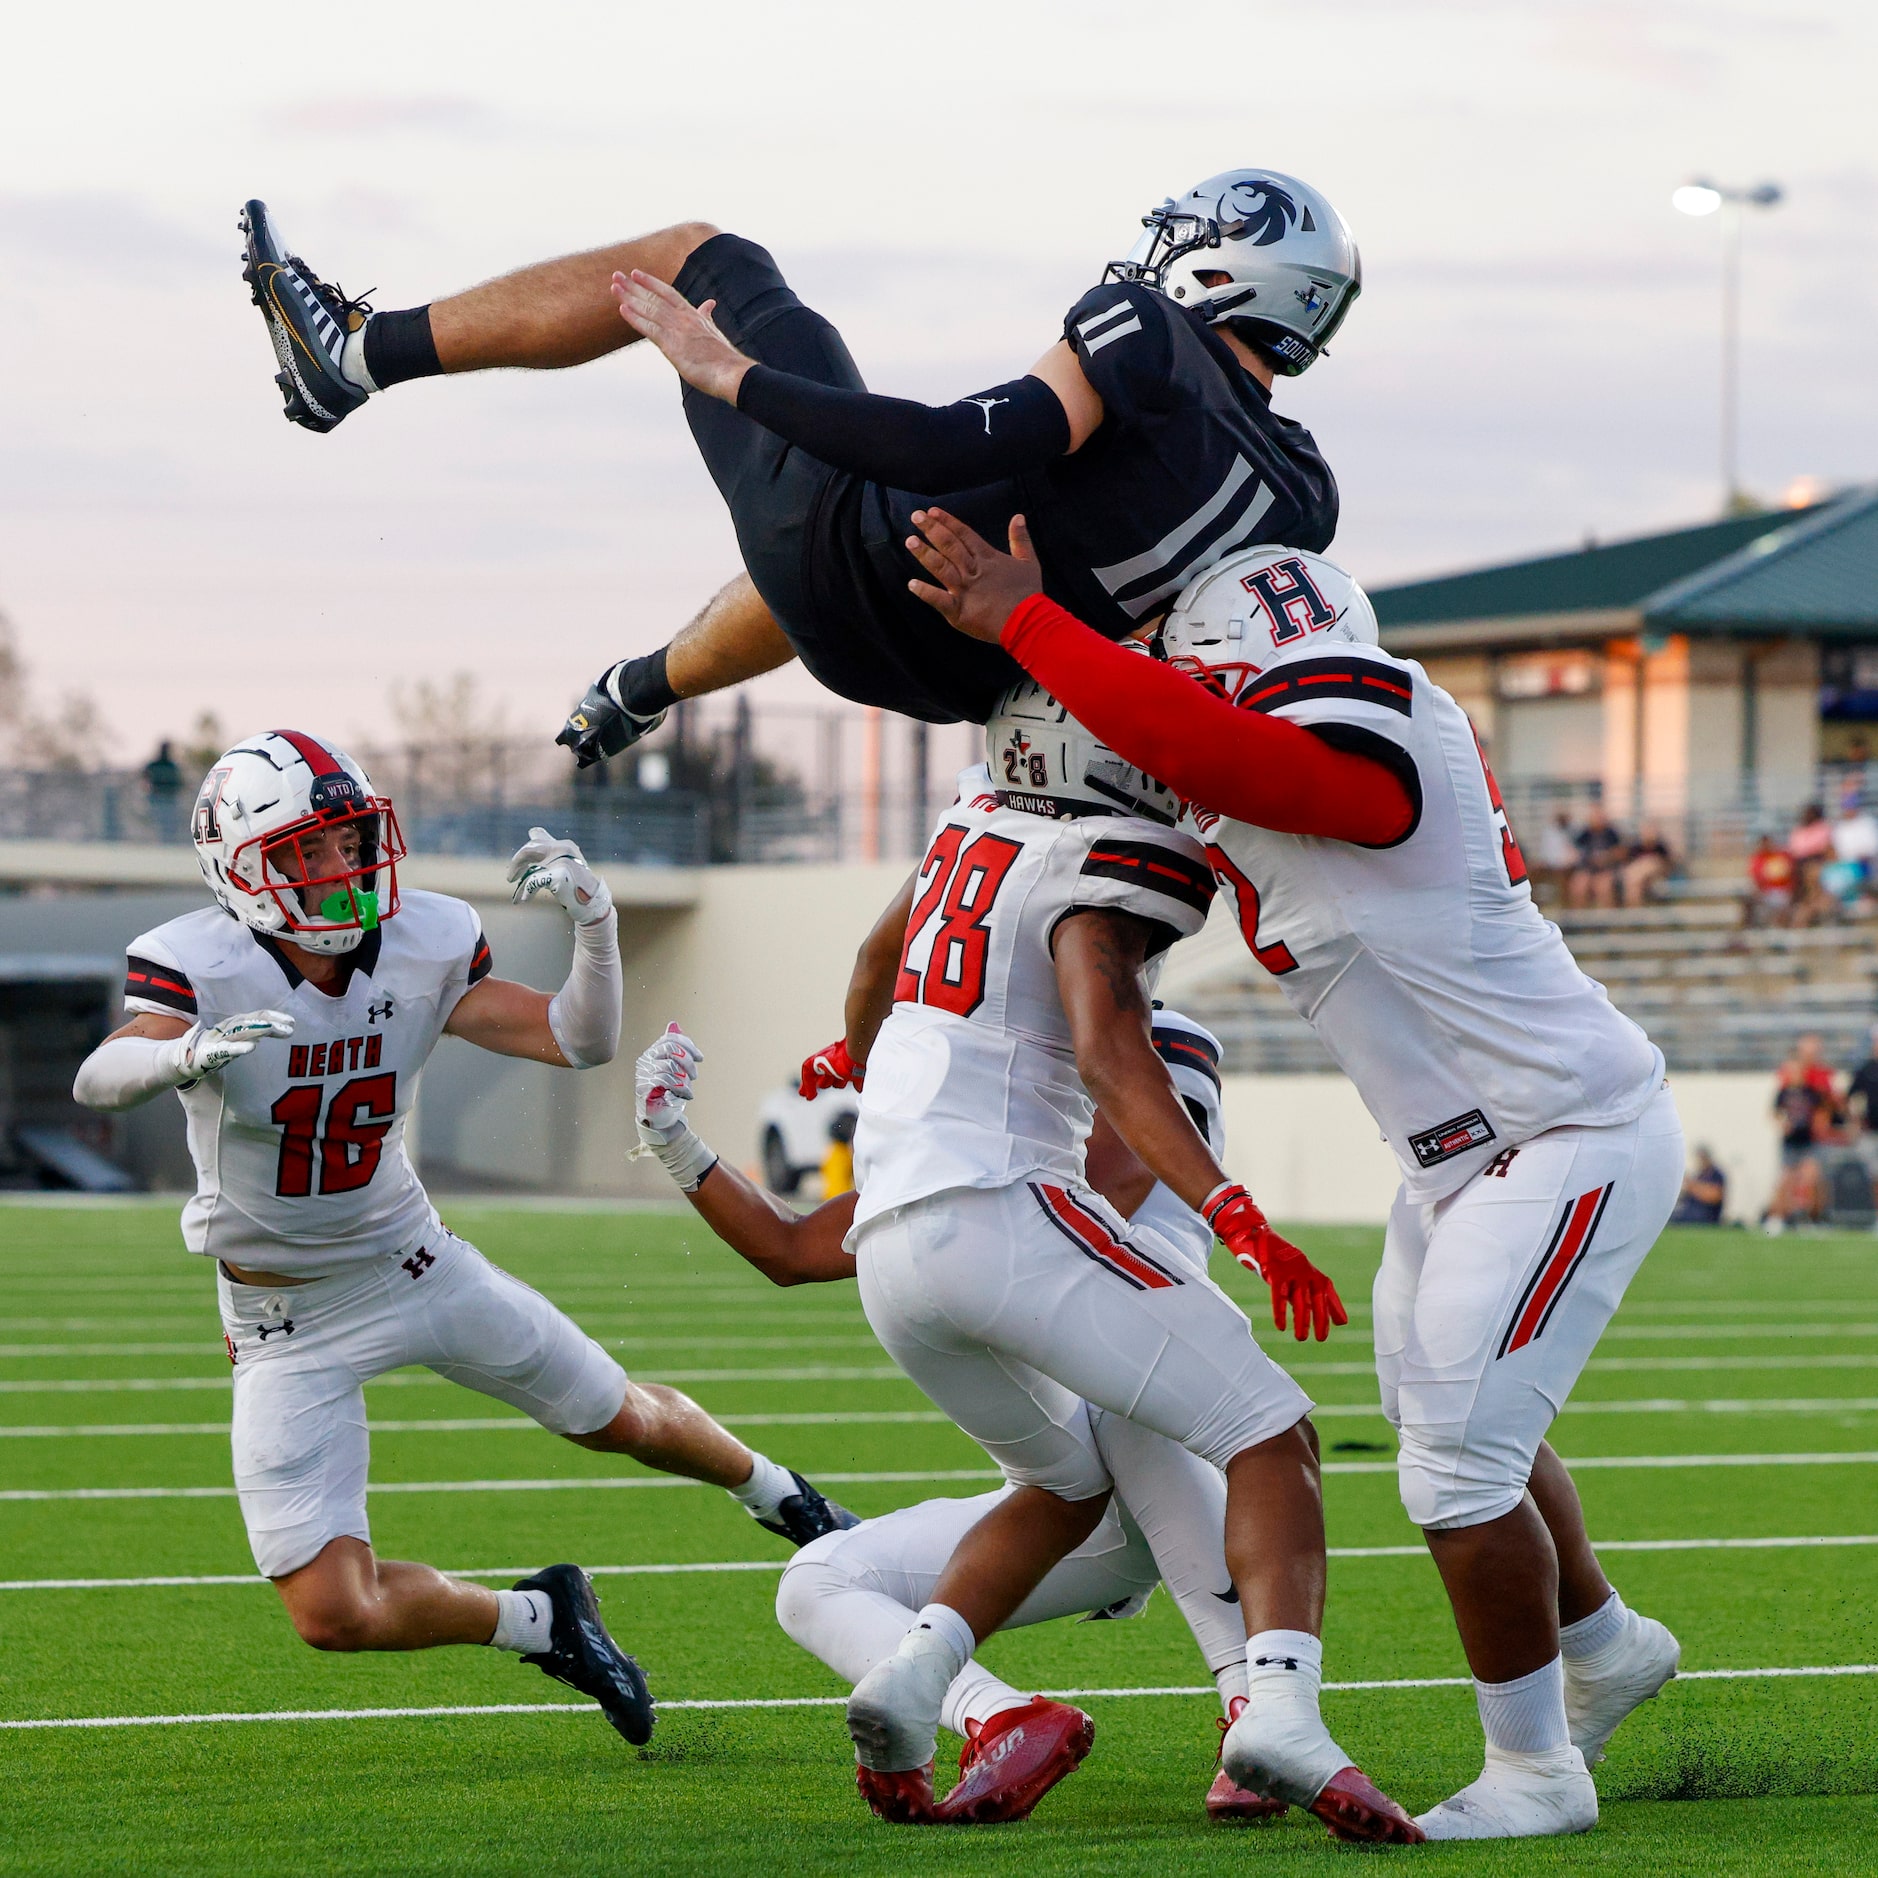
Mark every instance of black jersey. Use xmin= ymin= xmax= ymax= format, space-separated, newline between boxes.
xmin=881 ymin=281 xmax=1338 ymax=640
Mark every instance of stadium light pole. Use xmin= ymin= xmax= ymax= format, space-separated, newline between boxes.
xmin=1672 ymin=179 xmax=1784 ymax=514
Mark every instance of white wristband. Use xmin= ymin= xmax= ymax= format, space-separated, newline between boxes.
xmin=547 ymin=908 xmax=623 ymax=1069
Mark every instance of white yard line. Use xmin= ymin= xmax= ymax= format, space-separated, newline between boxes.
xmin=6 ymin=1534 xmax=1875 ymax=1593
xmin=13 ymin=1450 xmax=1878 ymax=1504
xmin=4 ymin=1665 xmax=1873 ymax=1730
xmin=0 ymin=1367 xmax=911 ymax=1394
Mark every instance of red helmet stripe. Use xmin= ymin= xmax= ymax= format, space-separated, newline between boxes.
xmin=272 ymin=728 xmax=345 ymax=778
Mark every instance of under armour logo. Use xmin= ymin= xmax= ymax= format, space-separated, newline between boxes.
xmin=368 ymin=996 xmax=396 ymax=1024
xmin=966 ymin=395 xmax=1010 ymax=434
xmin=255 ymin=1319 xmax=295 ymax=1341
xmin=1253 ymin=1654 xmax=1301 ymax=1671
xmin=402 ymin=1248 xmax=436 ymax=1280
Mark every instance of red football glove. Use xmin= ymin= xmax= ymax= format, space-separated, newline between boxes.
xmin=1202 ymin=1182 xmax=1348 ymax=1343
xmin=798 ymin=1038 xmax=865 ymax=1100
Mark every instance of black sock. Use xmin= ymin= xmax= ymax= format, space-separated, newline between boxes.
xmin=615 ymin=648 xmax=678 ymax=718
xmin=362 ymin=306 xmax=442 ymax=390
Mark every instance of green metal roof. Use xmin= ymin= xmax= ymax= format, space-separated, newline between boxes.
xmin=1644 ymin=489 xmax=1878 ymax=634
xmin=1371 ymin=504 xmax=1827 ymax=628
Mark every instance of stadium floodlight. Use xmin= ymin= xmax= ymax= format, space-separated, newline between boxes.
xmin=1673 ymin=177 xmax=1785 ymax=512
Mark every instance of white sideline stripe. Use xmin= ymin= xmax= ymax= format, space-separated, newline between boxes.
xmin=9 ymin=1533 xmax=1877 ymax=1592
xmin=0 ymin=1412 xmax=961 ymax=1440
xmin=16 ymin=1398 xmax=1878 ymax=1441
xmin=15 ymin=1450 xmax=1878 ymax=1503
xmin=6 ymin=1665 xmax=1874 ymax=1731
xmin=0 ymin=1468 xmax=1004 ymax=1503
xmin=0 ymin=1367 xmax=909 ymax=1395
xmin=0 ymin=1337 xmax=887 ymax=1359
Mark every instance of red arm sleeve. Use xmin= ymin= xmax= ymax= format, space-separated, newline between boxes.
xmin=1000 ymin=596 xmax=1415 ymax=844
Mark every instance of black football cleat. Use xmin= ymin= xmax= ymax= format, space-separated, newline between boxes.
xmin=514 ymin=1563 xmax=655 ymax=1745
xmin=557 ymin=663 xmax=667 ymax=770
xmin=756 ymin=1469 xmax=861 ymax=1547
xmin=239 ymin=199 xmax=372 ymax=434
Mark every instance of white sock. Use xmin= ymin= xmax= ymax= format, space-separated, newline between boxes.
xmin=728 ymin=1453 xmax=798 ymax=1522
xmin=488 ymin=1586 xmax=553 ymax=1654
xmin=1215 ymin=1660 xmax=1248 ymax=1718
xmin=1559 ymin=1590 xmax=1628 ymax=1662
xmin=908 ymin=1601 xmax=975 ymax=1680
xmin=1245 ymin=1627 xmax=1323 ymax=1691
xmin=940 ymin=1661 xmax=1029 ymax=1737
xmin=1475 ymin=1655 xmax=1571 ymax=1754
xmin=339 ymin=323 xmax=378 ymax=394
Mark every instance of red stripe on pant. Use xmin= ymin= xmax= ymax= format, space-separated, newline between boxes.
xmin=1504 ymin=1184 xmax=1610 ymax=1355
xmin=1036 ymin=1184 xmax=1179 ymax=1290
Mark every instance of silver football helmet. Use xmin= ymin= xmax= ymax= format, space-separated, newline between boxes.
xmin=1107 ymin=168 xmax=1361 ymax=375
xmin=1159 ymin=545 xmax=1378 ymax=704
xmin=985 ymin=668 xmax=1181 ymax=826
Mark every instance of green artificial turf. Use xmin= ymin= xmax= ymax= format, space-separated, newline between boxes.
xmin=2 ymin=1204 xmax=1875 ymax=1874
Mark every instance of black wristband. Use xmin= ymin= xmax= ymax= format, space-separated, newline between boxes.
xmin=735 ymin=368 xmax=1070 ymax=488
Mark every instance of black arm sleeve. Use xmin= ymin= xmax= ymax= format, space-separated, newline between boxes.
xmin=734 ymin=368 xmax=1071 ymax=487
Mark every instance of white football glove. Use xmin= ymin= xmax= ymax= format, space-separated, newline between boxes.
xmin=507 ymin=827 xmax=614 ymax=925
xmin=173 ymin=1010 xmax=296 ymax=1083
xmin=632 ymin=1023 xmax=717 ymax=1191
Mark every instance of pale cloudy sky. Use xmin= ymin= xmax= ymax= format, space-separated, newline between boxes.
xmin=0 ymin=0 xmax=1872 ymax=757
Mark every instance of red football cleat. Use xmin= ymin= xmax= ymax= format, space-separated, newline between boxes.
xmin=856 ymin=1761 xmax=936 ymax=1824
xmin=1309 ymin=1765 xmax=1426 ymax=1845
xmin=1207 ymin=1705 xmax=1288 ymax=1822
xmin=931 ymin=1698 xmax=1095 ymax=1824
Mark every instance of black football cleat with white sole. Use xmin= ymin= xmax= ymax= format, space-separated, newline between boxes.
xmin=514 ymin=1563 xmax=655 ymax=1745
xmin=239 ymin=199 xmax=373 ymax=434
xmin=757 ymin=1469 xmax=860 ymax=1547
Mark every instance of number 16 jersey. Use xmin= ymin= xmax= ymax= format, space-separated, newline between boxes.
xmin=121 ymin=890 xmax=491 ymax=1273
xmin=853 ymin=766 xmax=1216 ymax=1231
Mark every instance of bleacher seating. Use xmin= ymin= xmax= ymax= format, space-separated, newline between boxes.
xmin=1162 ymin=893 xmax=1878 ymax=1075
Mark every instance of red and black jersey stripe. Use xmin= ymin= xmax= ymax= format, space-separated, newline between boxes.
xmin=124 ymin=955 xmax=197 ymax=1015
xmin=1237 ymin=657 xmax=1414 ymax=718
xmin=1030 ymin=1182 xmax=1185 ymax=1291
xmin=1081 ymin=840 xmax=1215 ymax=917
xmin=467 ymin=932 xmax=494 ymax=986
xmin=1152 ymin=1028 xmax=1222 ymax=1092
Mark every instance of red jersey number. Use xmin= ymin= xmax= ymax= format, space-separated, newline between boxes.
xmin=1472 ymin=731 xmax=1529 ymax=887
xmin=895 ymin=826 xmax=1023 ymax=1017
xmin=271 ymin=1072 xmax=399 ymax=1197
xmin=1205 ymin=845 xmax=1299 ymax=977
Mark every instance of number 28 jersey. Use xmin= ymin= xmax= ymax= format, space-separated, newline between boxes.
xmin=1195 ymin=641 xmax=1663 ymax=1202
xmin=853 ymin=766 xmax=1216 ymax=1231
xmin=121 ymin=890 xmax=491 ymax=1273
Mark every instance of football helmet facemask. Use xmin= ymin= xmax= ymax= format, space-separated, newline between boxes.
xmin=1158 ymin=546 xmax=1379 ymax=706
xmin=192 ymin=729 xmax=405 ymax=955
xmin=985 ymin=662 xmax=1181 ymax=826
xmin=1107 ymin=168 xmax=1360 ymax=376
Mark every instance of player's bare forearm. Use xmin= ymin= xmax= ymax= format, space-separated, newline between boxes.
xmin=845 ymin=873 xmax=917 ymax=1063
xmin=1055 ymin=911 xmax=1226 ymax=1213
xmin=687 ymin=1165 xmax=859 ymax=1286
xmin=442 ymin=978 xmax=571 ymax=1066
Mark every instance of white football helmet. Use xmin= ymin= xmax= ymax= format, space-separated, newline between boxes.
xmin=192 ymin=729 xmax=405 ymax=955
xmin=1158 ymin=546 xmax=1379 ymax=705
xmin=985 ymin=664 xmax=1181 ymax=826
xmin=1107 ymin=168 xmax=1361 ymax=375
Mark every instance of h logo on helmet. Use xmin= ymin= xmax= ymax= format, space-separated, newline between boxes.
xmin=1241 ymin=558 xmax=1336 ymax=645
xmin=193 ymin=767 xmax=232 ymax=845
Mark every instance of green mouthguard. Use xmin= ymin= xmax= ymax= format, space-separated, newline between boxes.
xmin=318 ymin=887 xmax=380 ymax=931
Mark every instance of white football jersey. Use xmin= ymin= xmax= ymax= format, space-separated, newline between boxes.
xmin=853 ymin=767 xmax=1217 ymax=1229
xmin=1194 ymin=642 xmax=1663 ymax=1200
xmin=1130 ymin=1010 xmax=1226 ymax=1273
xmin=122 ymin=890 xmax=491 ymax=1272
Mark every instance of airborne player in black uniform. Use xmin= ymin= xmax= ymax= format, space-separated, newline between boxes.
xmin=236 ymin=170 xmax=1359 ymax=748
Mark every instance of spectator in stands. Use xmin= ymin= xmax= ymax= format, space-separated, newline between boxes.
xmin=1530 ymin=810 xmax=1580 ymax=903
xmin=1846 ymin=1024 xmax=1878 ymax=1137
xmin=1765 ymin=1035 xmax=1843 ymax=1231
xmin=1747 ymin=832 xmax=1796 ymax=925
xmin=1670 ymin=1146 xmax=1727 ymax=1225
xmin=1567 ymin=805 xmax=1628 ymax=908
xmin=142 ymin=740 xmax=184 ymax=843
xmin=1825 ymin=792 xmax=1878 ymax=912
xmin=1787 ymin=802 xmax=1837 ymax=925
xmin=1620 ymin=823 xmax=1676 ymax=906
